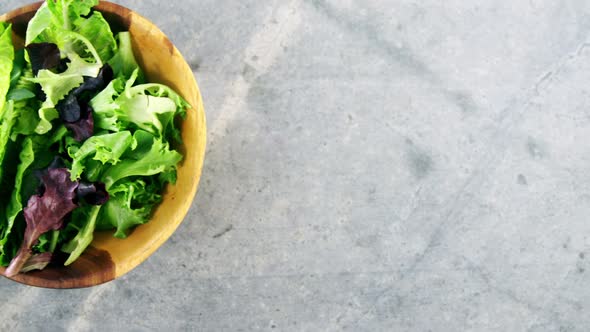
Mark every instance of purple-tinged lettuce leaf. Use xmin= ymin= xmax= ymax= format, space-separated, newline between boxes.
xmin=63 ymin=104 xmax=94 ymax=142
xmin=25 ymin=43 xmax=60 ymax=75
xmin=76 ymin=181 xmax=109 ymax=205
xmin=4 ymin=168 xmax=78 ymax=277
xmin=56 ymin=93 xmax=81 ymax=123
xmin=73 ymin=64 xmax=113 ymax=102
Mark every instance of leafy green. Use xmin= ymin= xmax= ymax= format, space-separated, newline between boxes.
xmin=0 ymin=23 xmax=15 ymax=185
xmin=0 ymin=101 xmax=16 ymax=182
xmin=9 ymin=50 xmax=28 ymax=90
xmin=0 ymin=138 xmax=34 ymax=263
xmin=27 ymin=0 xmax=114 ymax=55
xmin=90 ymin=69 xmax=188 ymax=141
xmin=62 ymin=205 xmax=100 ymax=266
xmin=98 ymin=179 xmax=162 ymax=238
xmin=8 ymin=89 xmax=36 ymax=102
xmin=89 ymin=77 xmax=125 ymax=131
xmin=32 ymin=53 xmax=102 ymax=105
xmin=7 ymin=52 xmax=39 ymax=132
xmin=29 ymin=51 xmax=102 ymax=134
xmin=4 ymin=168 xmax=79 ymax=277
xmin=74 ymin=11 xmax=117 ymax=62
xmin=32 ymin=70 xmax=83 ymax=106
xmin=108 ymin=32 xmax=143 ymax=81
xmin=46 ymin=0 xmax=97 ymax=31
xmin=0 ymin=23 xmax=15 ymax=116
xmin=68 ymin=131 xmax=133 ymax=180
xmin=11 ymin=100 xmax=41 ymax=139
xmin=102 ymin=131 xmax=182 ymax=189
xmin=25 ymin=3 xmax=53 ymax=46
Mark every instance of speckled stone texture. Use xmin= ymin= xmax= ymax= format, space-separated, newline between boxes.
xmin=2 ymin=0 xmax=590 ymax=331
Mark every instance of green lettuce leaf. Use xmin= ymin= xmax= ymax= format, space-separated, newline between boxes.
xmin=61 ymin=205 xmax=100 ymax=266
xmin=0 ymin=24 xmax=15 ymax=173
xmin=108 ymin=32 xmax=143 ymax=81
xmin=90 ymin=69 xmax=189 ymax=140
xmin=31 ymin=70 xmax=83 ymax=106
xmin=74 ymin=11 xmax=117 ymax=62
xmin=0 ymin=101 xmax=16 ymax=183
xmin=0 ymin=23 xmax=14 ymax=117
xmin=26 ymin=0 xmax=115 ymax=61
xmin=26 ymin=0 xmax=97 ymax=45
xmin=0 ymin=138 xmax=33 ymax=263
xmin=11 ymin=100 xmax=41 ymax=140
xmin=46 ymin=0 xmax=97 ymax=30
xmin=8 ymin=55 xmax=41 ymax=139
xmin=97 ymin=178 xmax=162 ymax=238
xmin=68 ymin=131 xmax=134 ymax=181
xmin=25 ymin=3 xmax=53 ymax=46
xmin=89 ymin=77 xmax=125 ymax=131
xmin=30 ymin=53 xmax=101 ymax=106
xmin=7 ymin=51 xmax=38 ymax=108
xmin=102 ymin=131 xmax=182 ymax=189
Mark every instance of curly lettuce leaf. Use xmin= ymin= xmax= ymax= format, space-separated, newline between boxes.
xmin=89 ymin=77 xmax=125 ymax=131
xmin=30 ymin=52 xmax=102 ymax=134
xmin=31 ymin=70 xmax=84 ymax=107
xmin=102 ymin=131 xmax=182 ymax=189
xmin=27 ymin=0 xmax=115 ymax=61
xmin=98 ymin=180 xmax=160 ymax=238
xmin=90 ymin=69 xmax=189 ymax=141
xmin=30 ymin=53 xmax=101 ymax=107
xmin=120 ymin=70 xmax=188 ymax=139
xmin=46 ymin=0 xmax=97 ymax=31
xmin=68 ymin=131 xmax=133 ymax=180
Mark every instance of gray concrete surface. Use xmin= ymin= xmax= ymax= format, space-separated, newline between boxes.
xmin=2 ymin=0 xmax=590 ymax=331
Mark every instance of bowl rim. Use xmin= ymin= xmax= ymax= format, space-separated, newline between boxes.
xmin=0 ymin=1 xmax=207 ymax=288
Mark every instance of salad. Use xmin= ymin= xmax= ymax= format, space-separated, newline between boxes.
xmin=0 ymin=0 xmax=189 ymax=277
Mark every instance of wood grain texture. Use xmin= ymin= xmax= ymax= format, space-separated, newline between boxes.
xmin=0 ymin=1 xmax=206 ymax=288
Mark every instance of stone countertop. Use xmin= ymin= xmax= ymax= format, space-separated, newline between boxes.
xmin=1 ymin=0 xmax=590 ymax=331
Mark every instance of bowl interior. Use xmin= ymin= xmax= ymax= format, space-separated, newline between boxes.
xmin=0 ymin=1 xmax=206 ymax=288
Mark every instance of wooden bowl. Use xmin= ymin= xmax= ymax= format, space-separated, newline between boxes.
xmin=0 ymin=1 xmax=207 ymax=288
